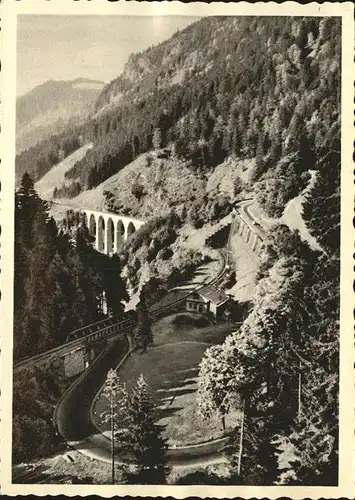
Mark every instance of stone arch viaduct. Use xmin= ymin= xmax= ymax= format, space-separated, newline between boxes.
xmin=16 ymin=201 xmax=267 ymax=376
xmin=82 ymin=209 xmax=145 ymax=254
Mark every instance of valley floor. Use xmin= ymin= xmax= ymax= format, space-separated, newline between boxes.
xmin=13 ymin=312 xmax=239 ymax=485
xmin=92 ymin=312 xmax=239 ymax=447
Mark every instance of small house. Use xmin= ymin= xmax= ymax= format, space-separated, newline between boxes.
xmin=185 ymin=284 xmax=232 ymax=321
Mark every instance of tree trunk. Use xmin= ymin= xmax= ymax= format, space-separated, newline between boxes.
xmin=298 ymin=369 xmax=302 ymax=420
xmin=111 ymin=403 xmax=115 ymax=484
xmin=221 ymin=414 xmax=226 ymax=431
xmin=237 ymin=399 xmax=246 ymax=477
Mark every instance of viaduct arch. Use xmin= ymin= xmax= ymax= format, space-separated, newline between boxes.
xmin=81 ymin=208 xmax=145 ymax=255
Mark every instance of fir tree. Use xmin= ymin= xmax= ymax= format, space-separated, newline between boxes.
xmin=251 ymin=131 xmax=266 ymax=181
xmin=197 ymin=345 xmax=237 ymax=431
xmin=224 ymin=400 xmax=279 ymax=485
xmin=102 ymin=254 xmax=129 ymax=317
xmin=302 ymin=126 xmax=340 ymax=255
xmin=133 ymin=298 xmax=153 ymax=351
xmin=15 ymin=174 xmax=56 ymax=358
xmin=269 ymin=129 xmax=283 ymax=164
xmin=122 ymin=374 xmax=168 ymax=484
xmin=100 ymin=369 xmax=129 ymax=484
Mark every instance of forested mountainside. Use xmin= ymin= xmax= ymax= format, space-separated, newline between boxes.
xmin=16 ymin=78 xmax=104 ymax=155
xmin=17 ymin=16 xmax=340 ymax=221
xmin=14 ymin=174 xmax=128 ymax=362
xmin=13 ymin=16 xmax=341 ymax=484
xmin=13 ymin=173 xmax=130 ymax=464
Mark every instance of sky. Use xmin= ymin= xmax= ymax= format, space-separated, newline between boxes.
xmin=17 ymin=15 xmax=200 ymax=96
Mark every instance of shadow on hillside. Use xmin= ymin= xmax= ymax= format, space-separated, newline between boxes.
xmin=158 ymin=406 xmax=184 ymax=419
xmin=157 ymin=387 xmax=196 ymax=405
xmin=159 ymin=376 xmax=197 ymax=390
xmin=172 ymin=367 xmax=199 ymax=378
xmin=156 ymin=379 xmax=196 ymax=394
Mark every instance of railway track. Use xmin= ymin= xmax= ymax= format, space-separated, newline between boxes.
xmin=14 ymin=202 xmax=263 ymax=373
xmin=14 ymin=248 xmax=228 ymax=373
xmin=13 ymin=208 xmax=268 ymax=480
xmin=13 ymin=244 xmax=231 ymax=481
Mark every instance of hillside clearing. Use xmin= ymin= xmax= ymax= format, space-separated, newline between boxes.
xmin=53 ymin=148 xmax=254 ymax=222
xmin=35 ymin=143 xmax=93 ymax=201
xmin=93 ymin=313 xmax=238 ymax=447
xmin=249 ymin=170 xmax=321 ymax=252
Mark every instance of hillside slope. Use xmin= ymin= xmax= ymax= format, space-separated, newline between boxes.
xmin=35 ymin=143 xmax=93 ymax=201
xmin=16 ymin=79 xmax=104 ymax=153
xmin=52 ymin=148 xmax=253 ymax=222
xmin=59 ymin=152 xmax=205 ymax=217
xmin=247 ymin=170 xmax=321 ymax=251
xmin=16 ymin=16 xmax=340 ymax=220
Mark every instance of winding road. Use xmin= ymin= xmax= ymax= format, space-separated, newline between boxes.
xmin=54 ymin=203 xmax=265 ymax=470
xmin=236 ymin=199 xmax=267 ymax=240
xmin=55 ymin=335 xmax=227 ymax=468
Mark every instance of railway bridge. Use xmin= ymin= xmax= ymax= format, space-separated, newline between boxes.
xmin=15 ymin=201 xmax=266 ymax=379
xmin=14 ymin=314 xmax=137 ymax=378
xmin=82 ymin=208 xmax=145 ymax=254
xmin=52 ymin=202 xmax=145 ymax=254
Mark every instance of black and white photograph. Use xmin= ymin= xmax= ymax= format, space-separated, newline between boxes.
xmin=1 ymin=1 xmax=354 ymax=496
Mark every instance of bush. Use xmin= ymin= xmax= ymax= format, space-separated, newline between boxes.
xmin=172 ymin=313 xmax=210 ymax=328
xmin=254 ymin=152 xmax=311 ymax=218
xmin=128 ymin=213 xmax=181 ymax=254
xmin=140 ymin=277 xmax=168 ymax=307
xmin=187 ymin=194 xmax=232 ymax=229
xmin=131 ymin=182 xmax=146 ymax=201
xmin=53 ymin=181 xmax=83 ymax=199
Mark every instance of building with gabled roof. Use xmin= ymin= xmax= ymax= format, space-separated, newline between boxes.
xmin=185 ymin=284 xmax=232 ymax=321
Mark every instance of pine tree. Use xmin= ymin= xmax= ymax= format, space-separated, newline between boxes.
xmin=122 ymin=374 xmax=168 ymax=484
xmin=269 ymin=129 xmax=283 ymax=164
xmin=15 ymin=173 xmax=52 ymax=272
xmin=100 ymin=369 xmax=129 ymax=484
xmin=224 ymin=405 xmax=279 ymax=485
xmin=69 ymin=277 xmax=88 ymax=332
xmin=251 ymin=131 xmax=266 ymax=181
xmin=284 ymin=251 xmax=339 ymax=485
xmin=197 ymin=345 xmax=237 ymax=431
xmin=46 ymin=252 xmax=70 ymax=345
xmin=23 ymin=214 xmax=56 ymax=354
xmin=302 ymin=127 xmax=340 ymax=255
xmin=15 ymin=175 xmax=57 ymax=358
xmin=232 ymin=125 xmax=243 ymax=157
xmin=133 ymin=298 xmax=153 ymax=351
xmin=102 ymin=254 xmax=129 ymax=317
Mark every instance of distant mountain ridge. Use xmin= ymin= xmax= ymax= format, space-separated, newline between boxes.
xmin=16 ymin=78 xmax=104 ymax=153
xmin=16 ymin=15 xmax=340 ymax=221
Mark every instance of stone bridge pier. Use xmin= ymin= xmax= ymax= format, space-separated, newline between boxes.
xmin=63 ymin=340 xmax=106 ymax=377
xmin=82 ymin=209 xmax=145 ymax=255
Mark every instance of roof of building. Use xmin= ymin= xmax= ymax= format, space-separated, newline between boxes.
xmin=197 ymin=284 xmax=230 ymax=307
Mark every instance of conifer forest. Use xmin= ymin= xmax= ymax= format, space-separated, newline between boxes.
xmin=12 ymin=15 xmax=341 ymax=486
